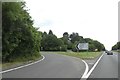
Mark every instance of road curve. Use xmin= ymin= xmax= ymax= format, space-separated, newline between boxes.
xmin=3 ymin=52 xmax=86 ymax=78
xmin=88 ymin=52 xmax=118 ymax=78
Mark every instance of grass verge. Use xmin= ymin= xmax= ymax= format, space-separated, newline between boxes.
xmin=2 ymin=55 xmax=42 ymax=70
xmin=117 ymin=50 xmax=120 ymax=53
xmin=51 ymin=51 xmax=102 ymax=60
xmin=112 ymin=50 xmax=120 ymax=53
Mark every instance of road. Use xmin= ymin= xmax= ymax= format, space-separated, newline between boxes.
xmin=2 ymin=51 xmax=118 ymax=79
xmin=88 ymin=52 xmax=118 ymax=78
xmin=2 ymin=52 xmax=85 ymax=78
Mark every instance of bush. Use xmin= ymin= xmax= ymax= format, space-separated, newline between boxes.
xmin=2 ymin=2 xmax=41 ymax=62
xmin=60 ymin=45 xmax=67 ymax=51
xmin=41 ymin=32 xmax=67 ymax=51
xmin=71 ymin=41 xmax=79 ymax=52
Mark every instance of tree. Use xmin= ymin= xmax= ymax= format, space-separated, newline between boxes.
xmin=89 ymin=44 xmax=96 ymax=51
xmin=112 ymin=41 xmax=120 ymax=50
xmin=41 ymin=31 xmax=105 ymax=52
xmin=91 ymin=40 xmax=105 ymax=51
xmin=61 ymin=32 xmax=73 ymax=50
xmin=70 ymin=33 xmax=85 ymax=43
xmin=72 ymin=41 xmax=79 ymax=52
xmin=112 ymin=44 xmax=117 ymax=50
xmin=2 ymin=2 xmax=41 ymax=62
xmin=48 ymin=30 xmax=53 ymax=35
xmin=41 ymin=34 xmax=67 ymax=51
xmin=63 ymin=32 xmax=69 ymax=39
xmin=84 ymin=38 xmax=105 ymax=51
xmin=117 ymin=41 xmax=120 ymax=49
xmin=84 ymin=38 xmax=93 ymax=43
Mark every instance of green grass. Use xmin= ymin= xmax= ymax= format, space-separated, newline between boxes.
xmin=117 ymin=50 xmax=120 ymax=53
xmin=51 ymin=51 xmax=102 ymax=60
xmin=2 ymin=55 xmax=43 ymax=70
xmin=2 ymin=62 xmax=26 ymax=70
xmin=112 ymin=50 xmax=120 ymax=53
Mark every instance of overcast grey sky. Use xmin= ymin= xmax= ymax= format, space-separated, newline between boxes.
xmin=25 ymin=0 xmax=119 ymax=50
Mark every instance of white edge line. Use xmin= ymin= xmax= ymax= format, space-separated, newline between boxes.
xmin=0 ymin=55 xmax=45 ymax=74
xmin=81 ymin=60 xmax=89 ymax=79
xmin=85 ymin=52 xmax=104 ymax=78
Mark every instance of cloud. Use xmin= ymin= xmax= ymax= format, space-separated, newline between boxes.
xmin=25 ymin=0 xmax=118 ymax=50
xmin=35 ymin=20 xmax=53 ymax=27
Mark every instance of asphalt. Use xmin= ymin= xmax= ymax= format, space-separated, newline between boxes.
xmin=2 ymin=52 xmax=85 ymax=78
xmin=84 ymin=52 xmax=103 ymax=72
xmin=88 ymin=52 xmax=118 ymax=78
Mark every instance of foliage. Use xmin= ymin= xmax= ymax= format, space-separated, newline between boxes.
xmin=63 ymin=32 xmax=69 ymax=39
xmin=92 ymin=40 xmax=105 ymax=51
xmin=89 ymin=44 xmax=96 ymax=51
xmin=41 ymin=30 xmax=67 ymax=51
xmin=48 ymin=30 xmax=53 ymax=35
xmin=72 ymin=41 xmax=78 ymax=52
xmin=70 ymin=33 xmax=85 ymax=43
xmin=2 ymin=2 xmax=41 ymax=62
xmin=67 ymin=41 xmax=73 ymax=50
xmin=40 ymin=31 xmax=105 ymax=52
xmin=84 ymin=38 xmax=105 ymax=51
xmin=112 ymin=41 xmax=120 ymax=50
xmin=117 ymin=41 xmax=120 ymax=49
xmin=60 ymin=45 xmax=67 ymax=51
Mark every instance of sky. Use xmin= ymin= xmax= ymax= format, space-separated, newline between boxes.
xmin=24 ymin=0 xmax=119 ymax=50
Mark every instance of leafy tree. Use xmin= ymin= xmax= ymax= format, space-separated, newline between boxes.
xmin=2 ymin=2 xmax=41 ymax=62
xmin=69 ymin=33 xmax=86 ymax=51
xmin=84 ymin=38 xmax=105 ymax=51
xmin=112 ymin=44 xmax=118 ymax=50
xmin=93 ymin=41 xmax=102 ymax=51
xmin=61 ymin=32 xmax=73 ymax=50
xmin=63 ymin=32 xmax=69 ymax=39
xmin=60 ymin=37 xmax=68 ymax=46
xmin=89 ymin=44 xmax=96 ymax=51
xmin=112 ymin=41 xmax=120 ymax=50
xmin=48 ymin=30 xmax=53 ymax=35
xmin=41 ymin=34 xmax=66 ymax=51
xmin=67 ymin=41 xmax=73 ymax=50
xmin=70 ymin=33 xmax=85 ymax=43
xmin=117 ymin=41 xmax=120 ymax=49
xmin=41 ymin=31 xmax=105 ymax=52
xmin=72 ymin=41 xmax=79 ymax=52
xmin=84 ymin=38 xmax=93 ymax=43
xmin=42 ymin=31 xmax=47 ymax=36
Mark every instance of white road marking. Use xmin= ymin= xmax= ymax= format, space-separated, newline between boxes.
xmin=80 ymin=52 xmax=104 ymax=80
xmin=88 ymin=63 xmax=94 ymax=65
xmin=81 ymin=60 xmax=89 ymax=79
xmin=85 ymin=53 xmax=104 ymax=78
xmin=1 ymin=55 xmax=45 ymax=74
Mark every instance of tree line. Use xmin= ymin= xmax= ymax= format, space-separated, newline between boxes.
xmin=40 ymin=30 xmax=105 ymax=52
xmin=112 ymin=41 xmax=120 ymax=50
xmin=2 ymin=2 xmax=41 ymax=62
